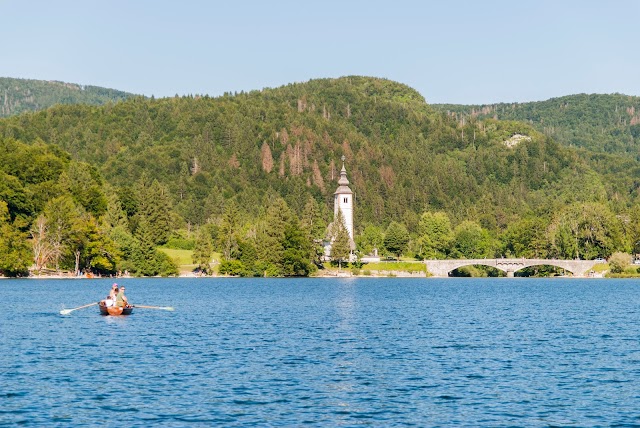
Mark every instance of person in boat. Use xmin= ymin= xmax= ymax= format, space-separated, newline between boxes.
xmin=104 ymin=283 xmax=118 ymax=307
xmin=115 ymin=286 xmax=128 ymax=307
xmin=105 ymin=294 xmax=114 ymax=307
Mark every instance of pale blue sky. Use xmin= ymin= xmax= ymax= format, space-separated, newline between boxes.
xmin=1 ymin=0 xmax=637 ymax=104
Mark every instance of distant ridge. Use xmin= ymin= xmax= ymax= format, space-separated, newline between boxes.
xmin=433 ymin=93 xmax=640 ymax=154
xmin=0 ymin=77 xmax=137 ymax=117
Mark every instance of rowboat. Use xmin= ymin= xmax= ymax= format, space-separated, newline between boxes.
xmin=99 ymin=301 xmax=134 ymax=316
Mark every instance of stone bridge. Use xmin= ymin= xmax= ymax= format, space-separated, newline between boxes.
xmin=425 ymin=258 xmax=599 ymax=277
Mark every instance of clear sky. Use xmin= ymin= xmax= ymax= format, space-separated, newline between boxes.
xmin=1 ymin=0 xmax=637 ymax=104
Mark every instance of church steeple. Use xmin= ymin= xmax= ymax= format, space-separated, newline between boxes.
xmin=335 ymin=156 xmax=352 ymax=193
xmin=334 ymin=155 xmax=354 ymax=243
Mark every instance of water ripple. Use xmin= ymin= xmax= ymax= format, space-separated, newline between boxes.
xmin=1 ymin=278 xmax=640 ymax=426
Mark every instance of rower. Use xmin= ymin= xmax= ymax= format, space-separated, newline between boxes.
xmin=116 ymin=286 xmax=128 ymax=307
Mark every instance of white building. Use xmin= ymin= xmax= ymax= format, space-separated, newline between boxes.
xmin=324 ymin=157 xmax=356 ymax=259
xmin=334 ymin=160 xmax=354 ymax=242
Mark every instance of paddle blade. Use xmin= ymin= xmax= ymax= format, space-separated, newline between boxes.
xmin=60 ymin=309 xmax=73 ymax=315
xmin=133 ymin=305 xmax=175 ymax=311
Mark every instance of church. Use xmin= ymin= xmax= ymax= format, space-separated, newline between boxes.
xmin=323 ymin=156 xmax=356 ymax=260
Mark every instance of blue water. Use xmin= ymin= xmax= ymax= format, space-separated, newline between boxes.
xmin=1 ymin=278 xmax=640 ymax=426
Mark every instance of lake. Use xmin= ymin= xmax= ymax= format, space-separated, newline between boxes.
xmin=1 ymin=277 xmax=639 ymax=426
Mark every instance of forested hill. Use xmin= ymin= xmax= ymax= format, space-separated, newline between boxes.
xmin=0 ymin=77 xmax=136 ymax=118
xmin=2 ymin=76 xmax=640 ymax=277
xmin=434 ymin=94 xmax=640 ymax=155
xmin=1 ymin=76 xmax=602 ymax=229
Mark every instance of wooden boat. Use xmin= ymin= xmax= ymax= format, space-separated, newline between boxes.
xmin=99 ymin=301 xmax=134 ymax=316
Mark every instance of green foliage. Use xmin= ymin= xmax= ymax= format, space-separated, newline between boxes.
xmin=2 ymin=77 xmax=640 ymax=276
xmin=0 ymin=76 xmax=593 ymax=234
xmin=451 ymin=221 xmax=493 ymax=258
xmin=192 ymin=227 xmax=213 ymax=273
xmin=330 ymin=209 xmax=351 ymax=268
xmin=384 ymin=221 xmax=410 ymax=259
xmin=301 ymin=197 xmax=327 ymax=264
xmin=0 ymin=77 xmax=135 ymax=118
xmin=356 ymin=224 xmax=384 ymax=255
xmin=282 ymin=217 xmax=315 ymax=276
xmin=136 ymin=179 xmax=173 ymax=245
xmin=0 ymin=201 xmax=31 ymax=276
xmin=500 ymin=217 xmax=548 ymax=258
xmin=547 ymin=202 xmax=625 ymax=259
xmin=416 ymin=211 xmax=453 ymax=259
xmin=218 ymin=201 xmax=240 ymax=259
xmin=435 ymin=93 xmax=640 ymax=155
xmin=218 ymin=259 xmax=245 ymax=276
xmin=607 ymin=252 xmax=632 ymax=274
xmin=164 ymin=236 xmax=196 ymax=250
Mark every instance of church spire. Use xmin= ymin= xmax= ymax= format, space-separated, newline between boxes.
xmin=333 ymin=155 xmax=354 ymax=245
xmin=338 ymin=155 xmax=349 ymax=186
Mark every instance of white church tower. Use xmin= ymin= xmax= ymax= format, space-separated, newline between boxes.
xmin=334 ymin=156 xmax=354 ymax=245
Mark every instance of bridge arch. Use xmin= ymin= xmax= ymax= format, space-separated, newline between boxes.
xmin=425 ymin=259 xmax=598 ymax=277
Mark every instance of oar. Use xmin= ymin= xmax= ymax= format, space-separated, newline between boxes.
xmin=132 ymin=304 xmax=175 ymax=311
xmin=60 ymin=302 xmax=99 ymax=315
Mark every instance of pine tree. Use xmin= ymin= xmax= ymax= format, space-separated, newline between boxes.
xmin=103 ymin=192 xmax=128 ymax=229
xmin=134 ymin=216 xmax=157 ymax=276
xmin=257 ymin=198 xmax=291 ymax=275
xmin=331 ymin=209 xmax=351 ymax=270
xmin=137 ymin=179 xmax=173 ymax=245
xmin=192 ymin=227 xmax=213 ymax=273
xmin=261 ymin=142 xmax=274 ymax=173
xmin=301 ymin=197 xmax=326 ymax=264
xmin=218 ymin=200 xmax=240 ymax=259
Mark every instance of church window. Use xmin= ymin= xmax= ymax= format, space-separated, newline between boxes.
xmin=343 ymin=197 xmax=348 ymax=204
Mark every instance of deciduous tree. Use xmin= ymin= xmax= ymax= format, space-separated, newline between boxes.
xmin=384 ymin=221 xmax=409 ymax=259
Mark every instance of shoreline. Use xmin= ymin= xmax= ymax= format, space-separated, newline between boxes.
xmin=1 ymin=272 xmax=611 ymax=279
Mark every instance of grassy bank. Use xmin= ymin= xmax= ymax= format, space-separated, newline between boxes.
xmin=361 ymin=261 xmax=426 ymax=273
xmin=158 ymin=248 xmax=222 ymax=275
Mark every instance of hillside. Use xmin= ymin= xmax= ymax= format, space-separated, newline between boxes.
xmin=0 ymin=77 xmax=136 ymax=117
xmin=1 ymin=76 xmax=639 ymax=277
xmin=434 ymin=93 xmax=640 ymax=155
xmin=0 ymin=76 xmax=601 ymax=228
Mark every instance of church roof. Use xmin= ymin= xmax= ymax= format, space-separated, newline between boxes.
xmin=334 ymin=161 xmax=353 ymax=195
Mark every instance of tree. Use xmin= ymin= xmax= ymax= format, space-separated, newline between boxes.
xmin=81 ymin=216 xmax=118 ymax=274
xmin=43 ymin=195 xmax=85 ymax=271
xmin=103 ymin=192 xmax=128 ymax=230
xmin=330 ymin=209 xmax=351 ymax=270
xmin=624 ymin=205 xmax=640 ymax=256
xmin=451 ymin=220 xmax=492 ymax=258
xmin=30 ymin=215 xmax=53 ymax=272
xmin=137 ymin=179 xmax=173 ymax=245
xmin=257 ymin=198 xmax=291 ymax=274
xmin=282 ymin=216 xmax=314 ymax=276
xmin=192 ymin=226 xmax=213 ymax=273
xmin=356 ymin=224 xmax=384 ymax=256
xmin=218 ymin=200 xmax=240 ymax=259
xmin=548 ymin=202 xmax=624 ymax=259
xmin=500 ymin=217 xmax=549 ymax=258
xmin=608 ymin=252 xmax=632 ymax=274
xmin=416 ymin=211 xmax=453 ymax=259
xmin=261 ymin=142 xmax=274 ymax=173
xmin=300 ymin=197 xmax=326 ymax=265
xmin=133 ymin=216 xmax=157 ymax=275
xmin=0 ymin=201 xmax=30 ymax=276
xmin=384 ymin=221 xmax=410 ymax=259
xmin=58 ymin=161 xmax=107 ymax=217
